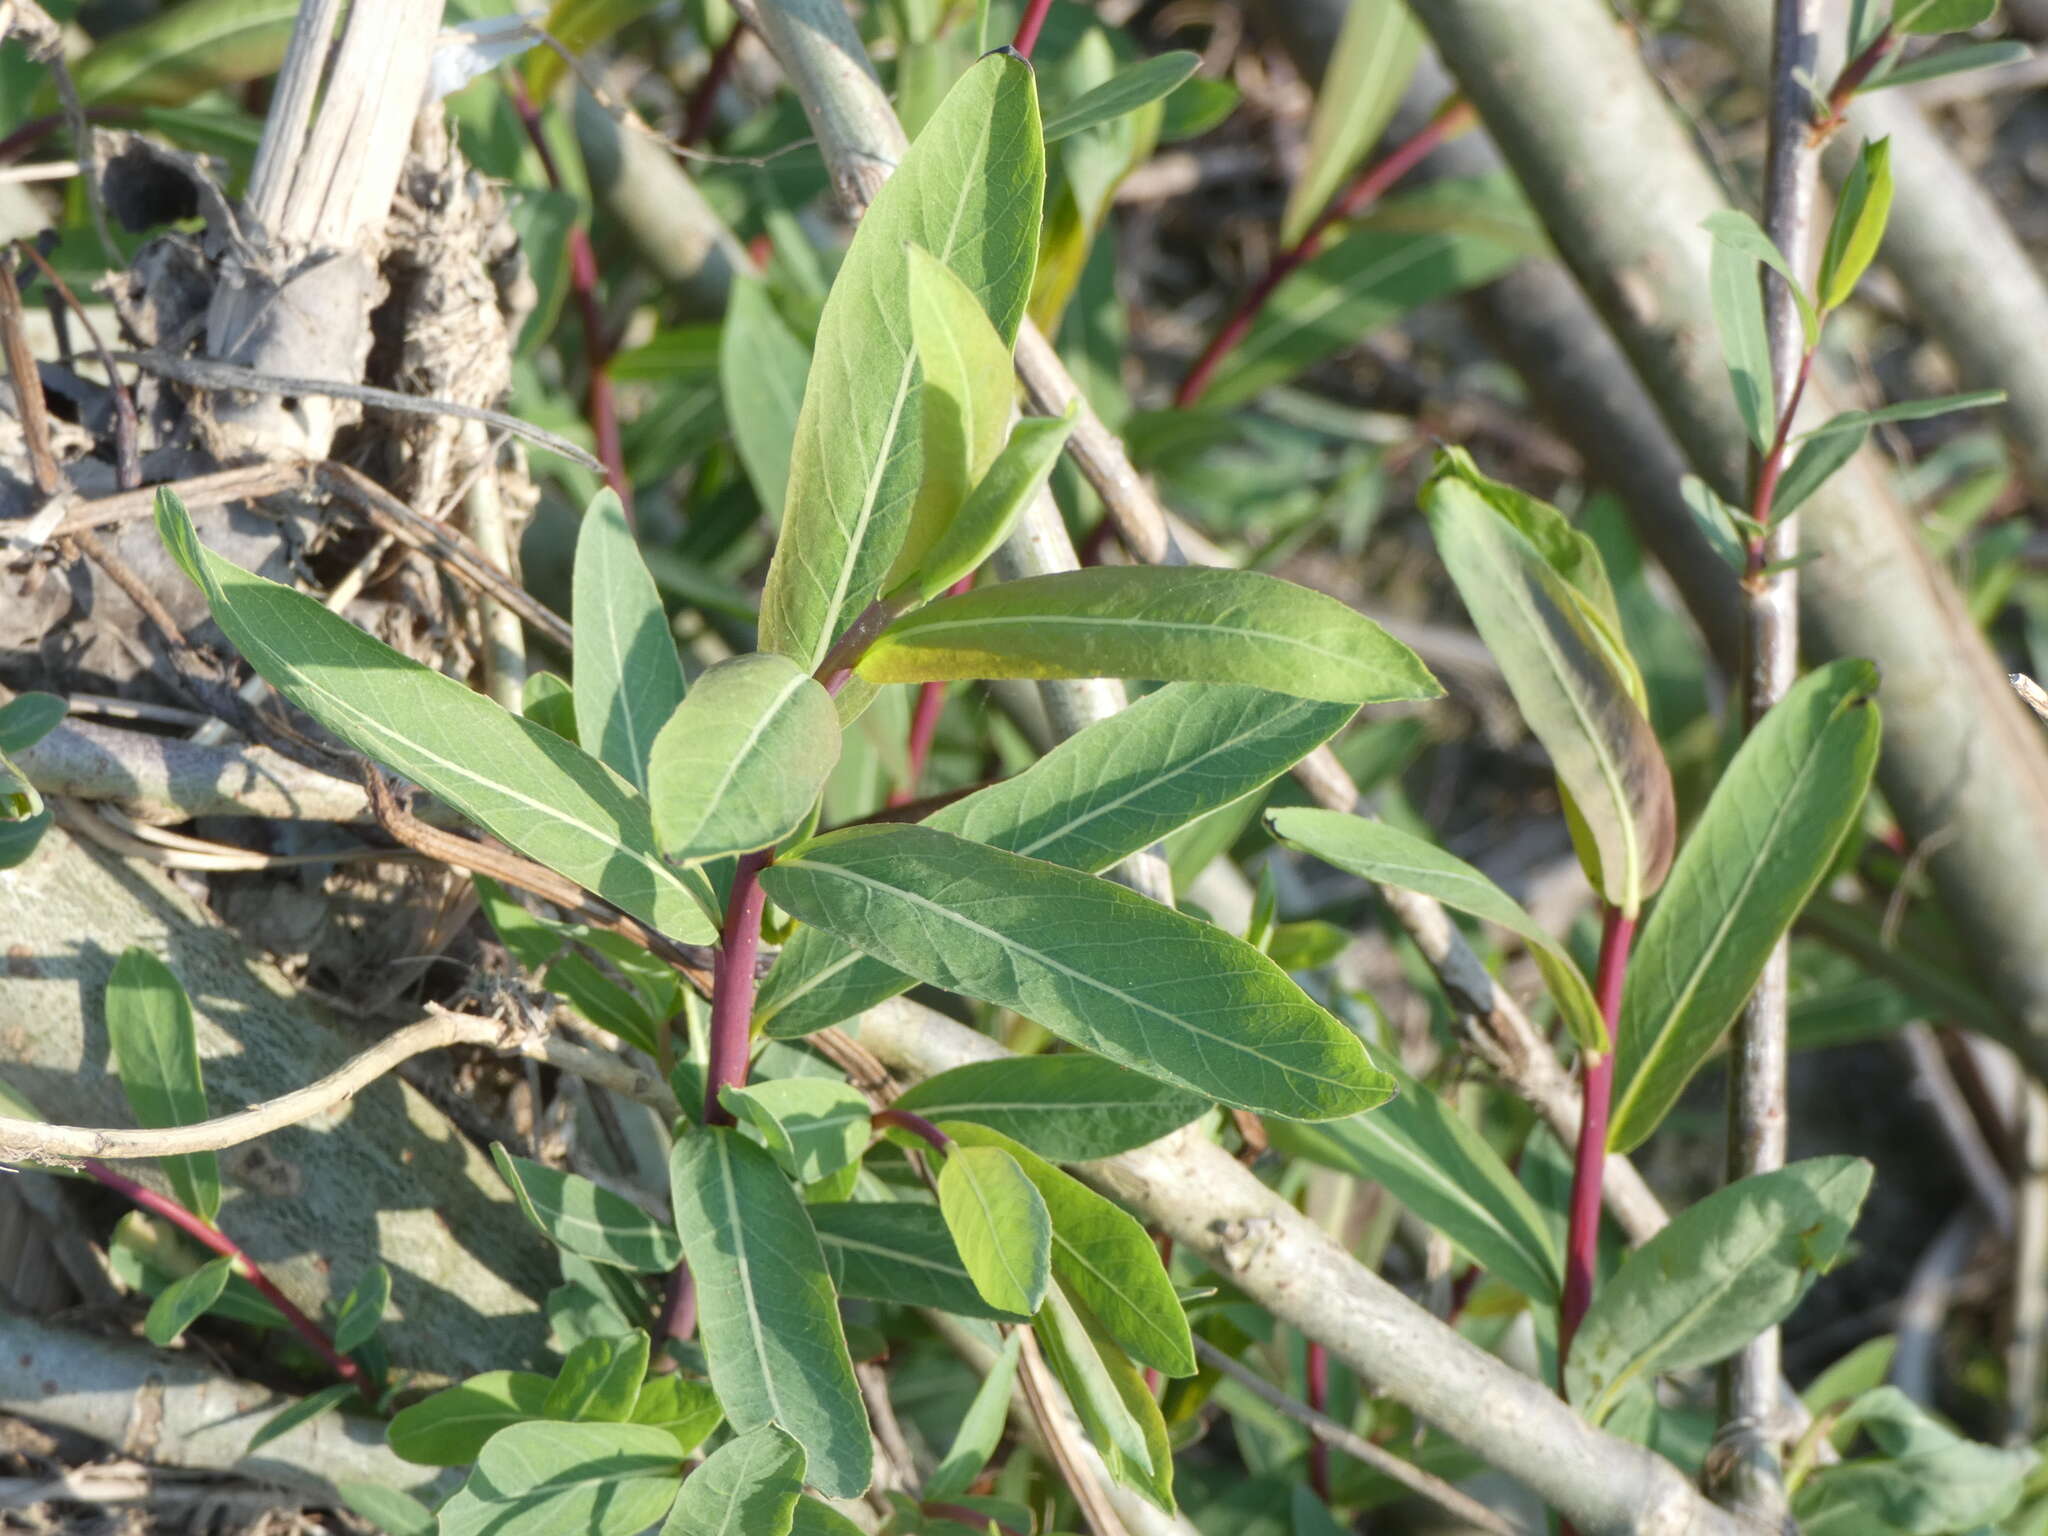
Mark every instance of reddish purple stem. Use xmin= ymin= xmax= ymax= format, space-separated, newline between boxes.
xmin=1306 ymin=1339 xmax=1332 ymax=1500
xmin=704 ymin=850 xmax=773 ymax=1126
xmin=84 ymin=1160 xmax=366 ymax=1397
xmin=873 ymin=1107 xmax=952 ymax=1154
xmin=1559 ymin=906 xmax=1635 ymax=1376
xmin=682 ymin=24 xmax=747 ymax=148
xmin=1011 ymin=0 xmax=1056 ymax=59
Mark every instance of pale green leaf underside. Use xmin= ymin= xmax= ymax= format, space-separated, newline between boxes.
xmin=661 ymin=1425 xmax=804 ymax=1536
xmin=762 ymin=823 xmax=1393 ymax=1121
xmin=387 ymin=1371 xmax=555 ymax=1466
xmin=858 ymin=566 xmax=1440 ymax=706
xmin=758 ymin=683 xmax=1353 ymax=1037
xmin=760 ymin=52 xmax=1044 ymax=671
xmin=647 ymin=652 xmax=840 ymax=864
xmin=668 ymin=1129 xmax=871 ymax=1497
xmin=572 ymin=488 xmax=685 ymax=794
xmin=153 ymin=490 xmax=715 ymax=945
xmin=492 ymin=1143 xmax=683 ymax=1273
xmin=1609 ymin=660 xmax=1881 ymax=1152
xmin=436 ymin=1421 xmax=683 ymax=1536
xmin=938 ymin=1143 xmax=1052 ymax=1315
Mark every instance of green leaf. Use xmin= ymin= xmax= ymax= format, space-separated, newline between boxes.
xmin=153 ymin=489 xmax=715 ymax=945
xmin=928 ymin=1331 xmax=1022 ymax=1498
xmin=894 ymin=1055 xmax=1209 ymax=1161
xmin=647 ymin=653 xmax=840 ymax=865
xmin=1207 ymin=179 xmax=1531 ymax=407
xmin=1702 ymin=209 xmax=1817 ymax=345
xmin=662 ymin=1424 xmax=805 ymax=1536
xmin=719 ymin=1078 xmax=874 ymax=1184
xmin=937 ymin=1143 xmax=1053 ymax=1315
xmin=0 ymin=806 xmax=52 ymax=870
xmin=894 ymin=408 xmax=1078 ymax=604
xmin=546 ymin=1332 xmax=650 ymax=1422
xmin=388 ymin=1371 xmax=558 ymax=1466
xmin=759 ymin=683 xmax=1351 ymax=1038
xmin=1774 ymin=424 xmax=1869 ymax=519
xmin=1894 ymin=0 xmax=1997 ymax=33
xmin=1043 ymin=51 xmax=1203 ymax=143
xmin=858 ymin=567 xmax=1439 ymax=706
xmin=1270 ymin=808 xmax=1607 ymax=1055
xmin=246 ymin=1382 xmax=357 ymax=1454
xmin=1035 ymin=1281 xmax=1172 ymax=1508
xmin=790 ymin=1499 xmax=868 ymax=1536
xmin=0 ymin=748 xmax=41 ymax=823
xmin=1818 ymin=138 xmax=1894 ymax=311
xmin=1422 ymin=459 xmax=1675 ymax=917
xmin=105 ymin=947 xmax=219 ymax=1222
xmin=945 ymin=1122 xmax=1195 ymax=1378
xmin=1867 ymin=37 xmax=2030 ymax=89
xmin=1281 ymin=0 xmax=1419 ymax=245
xmin=668 ymin=1129 xmax=871 ymax=1496
xmin=810 ymin=1200 xmax=1031 ymax=1320
xmin=628 ymin=1375 xmax=724 ymax=1456
xmin=1793 ymin=1386 xmax=2036 ymax=1533
xmin=1609 ymin=661 xmax=1881 ymax=1152
xmin=764 ymin=824 xmax=1393 ymax=1121
xmin=760 ymin=52 xmax=1044 ymax=671
xmin=67 ymin=0 xmax=297 ymax=106
xmin=492 ymin=1144 xmax=685 ymax=1273
xmin=1709 ymin=224 xmax=1776 ymax=451
xmin=0 ymin=692 xmax=65 ymax=753
xmin=336 ymin=1483 xmax=435 ymax=1536
xmin=144 ymin=1254 xmax=232 ymax=1345
xmin=1565 ymin=1157 xmax=1872 ymax=1424
xmin=476 ymin=878 xmax=672 ymax=1056
xmin=1267 ymin=1056 xmax=1562 ymax=1303
xmin=573 ymin=489 xmax=686 ymax=793
xmin=1802 ymin=1335 xmax=1898 ymax=1424
xmin=522 ymin=672 xmax=580 ymax=743
xmin=889 ymin=244 xmax=1019 ymax=591
xmin=1798 ymin=389 xmax=2006 ymax=439
xmin=720 ymin=278 xmax=810 ymax=525
xmin=330 ymin=1263 xmax=390 ymax=1355
xmin=436 ymin=1422 xmax=684 ymax=1536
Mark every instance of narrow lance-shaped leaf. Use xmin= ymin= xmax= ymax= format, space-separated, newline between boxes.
xmin=1818 ymin=138 xmax=1894 ymax=312
xmin=1280 ymin=0 xmax=1419 ymax=246
xmin=1042 ymin=51 xmax=1202 ymax=143
xmin=246 ymin=1383 xmax=357 ymax=1455
xmin=858 ymin=566 xmax=1440 ymax=706
xmin=647 ymin=653 xmax=841 ymax=865
xmin=1271 ymin=807 xmax=1606 ymax=1054
xmin=1870 ymin=38 xmax=2029 ymax=90
xmin=893 ymin=408 xmax=1077 ymax=604
xmin=945 ymin=1121 xmax=1196 ymax=1378
xmin=1035 ymin=1280 xmax=1172 ymax=1509
xmin=893 ymin=1054 xmax=1209 ymax=1162
xmin=1264 ymin=1059 xmax=1563 ymax=1304
xmin=1608 ymin=661 xmax=1881 ymax=1152
xmin=937 ymin=1143 xmax=1053 ymax=1315
xmin=105 ymin=947 xmax=220 ymax=1221
xmin=662 ymin=1425 xmax=805 ymax=1536
xmin=493 ymin=1144 xmax=683 ymax=1273
xmin=1709 ymin=225 xmax=1775 ymax=451
xmin=330 ymin=1263 xmax=390 ymax=1355
xmin=145 ymin=1254 xmax=233 ymax=1345
xmin=1895 ymin=0 xmax=1997 ymax=35
xmin=1421 ymin=460 xmax=1675 ymax=917
xmin=762 ymin=824 xmax=1393 ymax=1121
xmin=668 ymin=1129 xmax=872 ymax=1497
xmin=154 ymin=490 xmax=716 ymax=944
xmin=573 ymin=489 xmax=686 ymax=793
xmin=759 ymin=684 xmax=1354 ymax=1039
xmin=1565 ymin=1157 xmax=1871 ymax=1426
xmin=760 ymin=52 xmax=1044 ymax=671
xmin=1702 ymin=209 xmax=1817 ymax=345
xmin=888 ymin=244 xmax=1019 ymax=591
xmin=719 ymin=277 xmax=810 ymax=525
xmin=927 ymin=1332 xmax=1023 ymax=1498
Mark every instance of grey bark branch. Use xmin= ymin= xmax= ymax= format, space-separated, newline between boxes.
xmin=851 ymin=999 xmax=1752 ymax=1536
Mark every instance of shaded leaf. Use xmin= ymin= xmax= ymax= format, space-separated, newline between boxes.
xmin=1610 ymin=661 xmax=1881 ymax=1152
xmin=68 ymin=0 xmax=296 ymax=105
xmin=763 ymin=824 xmax=1393 ymax=1121
xmin=668 ymin=1129 xmax=871 ymax=1496
xmin=246 ymin=1383 xmax=356 ymax=1454
xmin=760 ymin=683 xmax=1351 ymax=1038
xmin=388 ymin=1372 xmax=557 ymax=1466
xmin=1565 ymin=1157 xmax=1872 ymax=1424
xmin=1774 ymin=424 xmax=1869 ymax=520
xmin=810 ymin=1200 xmax=1031 ymax=1321
xmin=894 ymin=1055 xmax=1209 ymax=1161
xmin=0 ymin=692 xmax=65 ymax=753
xmin=330 ymin=1263 xmax=390 ymax=1355
xmin=144 ymin=1254 xmax=232 ymax=1346
xmin=545 ymin=1331 xmax=650 ymax=1422
xmin=1793 ymin=1385 xmax=2035 ymax=1533
xmin=492 ymin=1144 xmax=683 ymax=1273
xmin=1702 ymin=209 xmax=1817 ymax=344
xmin=760 ymin=53 xmax=1044 ymax=670
xmin=1798 ymin=389 xmax=2006 ymax=439
xmin=858 ymin=566 xmax=1439 ymax=706
xmin=573 ymin=489 xmax=685 ymax=793
xmin=647 ymin=653 xmax=840 ymax=864
xmin=662 ymin=1424 xmax=805 ymax=1535
xmin=1895 ymin=0 xmax=1997 ymax=34
xmin=1035 ymin=1281 xmax=1172 ymax=1508
xmin=720 ymin=278 xmax=810 ymax=525
xmin=335 ymin=1484 xmax=434 ymax=1536
xmin=106 ymin=947 xmax=219 ymax=1222
xmin=790 ymin=1499 xmax=869 ymax=1536
xmin=1710 ymin=221 xmax=1775 ymax=451
xmin=1281 ymin=0 xmax=1418 ymax=245
xmin=928 ymin=1332 xmax=1022 ymax=1498
xmin=154 ymin=490 xmax=715 ymax=945
xmin=1869 ymin=37 xmax=2030 ymax=88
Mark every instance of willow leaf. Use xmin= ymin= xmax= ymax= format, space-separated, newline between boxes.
xmin=573 ymin=489 xmax=684 ymax=793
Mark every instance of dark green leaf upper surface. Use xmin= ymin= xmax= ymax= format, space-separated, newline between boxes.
xmin=894 ymin=1055 xmax=1209 ymax=1161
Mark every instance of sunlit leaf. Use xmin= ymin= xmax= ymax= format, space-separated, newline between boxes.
xmin=938 ymin=1143 xmax=1053 ymax=1315
xmin=662 ymin=1424 xmax=804 ymax=1536
xmin=1280 ymin=0 xmax=1419 ymax=246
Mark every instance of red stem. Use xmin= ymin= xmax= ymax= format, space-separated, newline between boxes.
xmin=1814 ymin=24 xmax=1897 ymax=139
xmin=873 ymin=1107 xmax=952 ymax=1154
xmin=1559 ymin=905 xmax=1634 ymax=1377
xmin=1011 ymin=0 xmax=1056 ymax=59
xmin=1174 ymin=96 xmax=1475 ymax=409
xmin=505 ymin=73 xmax=632 ymax=518
xmin=654 ymin=1263 xmax=697 ymax=1357
xmin=1306 ymin=1339 xmax=1332 ymax=1501
xmin=682 ymin=23 xmax=747 ymax=147
xmin=84 ymin=1160 xmax=367 ymax=1397
xmin=890 ymin=577 xmax=971 ymax=805
xmin=704 ymin=850 xmax=772 ymax=1125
